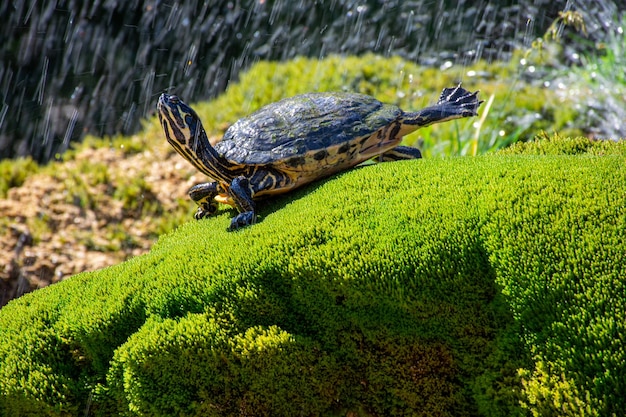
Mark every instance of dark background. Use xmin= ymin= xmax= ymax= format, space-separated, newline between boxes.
xmin=0 ymin=0 xmax=620 ymax=163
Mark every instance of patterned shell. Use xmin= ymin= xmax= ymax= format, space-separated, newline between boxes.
xmin=214 ymin=92 xmax=402 ymax=165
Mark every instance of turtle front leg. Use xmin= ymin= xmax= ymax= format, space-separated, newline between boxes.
xmin=227 ymin=176 xmax=257 ymax=230
xmin=377 ymin=146 xmax=422 ymax=162
xmin=189 ymin=182 xmax=222 ymax=220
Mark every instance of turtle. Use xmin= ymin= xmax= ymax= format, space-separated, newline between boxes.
xmin=157 ymin=85 xmax=482 ymax=230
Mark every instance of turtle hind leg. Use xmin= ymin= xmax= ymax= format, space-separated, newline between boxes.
xmin=437 ymin=84 xmax=481 ymax=109
xmin=377 ymin=146 xmax=422 ymax=162
xmin=402 ymin=85 xmax=483 ymax=127
xmin=189 ymin=182 xmax=221 ymax=219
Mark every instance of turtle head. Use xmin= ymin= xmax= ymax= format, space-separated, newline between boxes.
xmin=157 ymin=93 xmax=233 ymax=180
xmin=157 ymin=94 xmax=204 ymax=150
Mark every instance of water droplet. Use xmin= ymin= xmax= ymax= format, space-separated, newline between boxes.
xmin=61 ymin=108 xmax=79 ymax=155
xmin=36 ymin=58 xmax=49 ymax=106
xmin=523 ymin=18 xmax=535 ymax=48
xmin=0 ymin=103 xmax=8 ymax=130
xmin=70 ymin=86 xmax=84 ymax=101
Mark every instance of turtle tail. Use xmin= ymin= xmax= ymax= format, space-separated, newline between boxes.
xmin=402 ymin=84 xmax=483 ymax=126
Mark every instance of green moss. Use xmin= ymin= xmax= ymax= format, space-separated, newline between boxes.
xmin=113 ymin=176 xmax=162 ymax=218
xmin=77 ymin=160 xmax=111 ymax=187
xmin=0 ymin=156 xmax=39 ymax=197
xmin=1 ymin=137 xmax=624 ymax=416
xmin=61 ymin=134 xmax=149 ymax=162
xmin=500 ymin=132 xmax=626 ymax=156
xmin=50 ymin=169 xmax=96 ymax=210
xmin=25 ymin=214 xmax=53 ymax=245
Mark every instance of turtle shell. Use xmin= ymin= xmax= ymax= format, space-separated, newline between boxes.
xmin=214 ymin=92 xmax=402 ymax=166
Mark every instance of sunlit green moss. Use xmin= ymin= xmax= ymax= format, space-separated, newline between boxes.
xmin=500 ymin=131 xmax=626 ymax=156
xmin=1 ymin=137 xmax=624 ymax=416
xmin=0 ymin=156 xmax=39 ymax=198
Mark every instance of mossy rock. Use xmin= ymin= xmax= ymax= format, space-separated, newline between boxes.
xmin=1 ymin=138 xmax=625 ymax=417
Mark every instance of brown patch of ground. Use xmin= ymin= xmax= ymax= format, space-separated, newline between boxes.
xmin=0 ymin=137 xmax=204 ymax=307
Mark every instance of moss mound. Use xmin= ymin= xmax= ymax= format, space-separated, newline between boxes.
xmin=1 ymin=138 xmax=625 ymax=416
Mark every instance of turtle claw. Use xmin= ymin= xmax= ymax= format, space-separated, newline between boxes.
xmin=194 ymin=207 xmax=208 ymax=220
xmin=229 ymin=211 xmax=257 ymax=231
xmin=194 ymin=201 xmax=219 ymax=220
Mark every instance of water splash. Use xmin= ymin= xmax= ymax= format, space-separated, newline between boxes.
xmin=1 ymin=1 xmax=622 ymax=162
xmin=61 ymin=108 xmax=79 ymax=155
